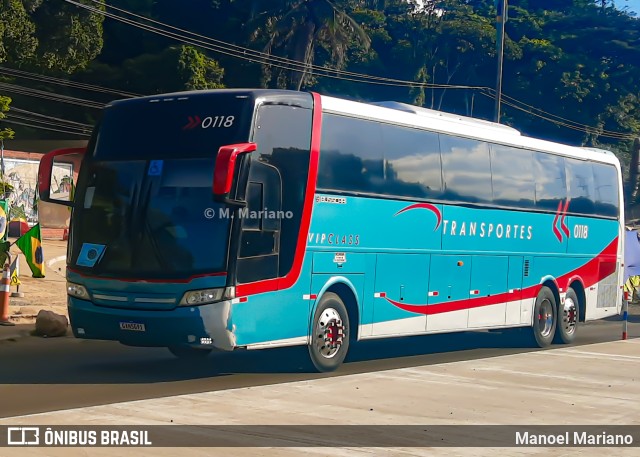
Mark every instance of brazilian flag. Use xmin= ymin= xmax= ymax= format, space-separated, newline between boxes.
xmin=0 ymin=240 xmax=9 ymax=266
xmin=15 ymin=223 xmax=45 ymax=278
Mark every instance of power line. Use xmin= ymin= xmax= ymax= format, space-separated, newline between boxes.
xmin=480 ymin=91 xmax=635 ymax=140
xmin=7 ymin=113 xmax=92 ymax=135
xmin=2 ymin=119 xmax=91 ymax=137
xmin=2 ymin=0 xmax=633 ymax=141
xmin=0 ymin=65 xmax=140 ymax=98
xmin=69 ymin=0 xmax=484 ymax=91
xmin=11 ymin=106 xmax=93 ymax=129
xmin=7 ymin=114 xmax=91 ymax=135
xmin=0 ymin=82 xmax=104 ymax=109
xmin=498 ymin=91 xmax=634 ymax=139
xmin=66 ymin=0 xmax=636 ymax=141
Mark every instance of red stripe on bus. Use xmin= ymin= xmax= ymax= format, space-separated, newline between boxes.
xmin=236 ymin=92 xmax=322 ymax=296
xmin=385 ymin=237 xmax=618 ymax=316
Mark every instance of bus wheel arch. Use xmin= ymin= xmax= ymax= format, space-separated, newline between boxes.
xmin=324 ymin=282 xmax=359 ymax=343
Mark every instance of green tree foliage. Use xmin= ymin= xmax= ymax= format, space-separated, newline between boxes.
xmin=0 ymin=0 xmax=38 ymax=65
xmin=1 ymin=0 xmax=639 ymax=164
xmin=0 ymin=0 xmax=104 ymax=72
xmin=0 ymin=1 xmax=105 ymax=142
xmin=30 ymin=0 xmax=105 ymax=73
xmin=252 ymin=0 xmax=371 ymax=90
xmin=115 ymin=45 xmax=224 ymax=93
xmin=177 ymin=46 xmax=225 ymax=91
xmin=79 ymin=1 xmax=225 ymax=95
xmin=0 ymin=95 xmax=14 ymax=140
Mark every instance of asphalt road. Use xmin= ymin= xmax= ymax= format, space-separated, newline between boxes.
xmin=0 ymin=315 xmax=637 ymax=419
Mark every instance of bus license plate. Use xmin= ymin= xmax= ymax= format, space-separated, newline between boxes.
xmin=119 ymin=322 xmax=146 ymax=332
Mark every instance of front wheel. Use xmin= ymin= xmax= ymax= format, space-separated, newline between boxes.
xmin=530 ymin=286 xmax=557 ymax=348
xmin=308 ymin=292 xmax=350 ymax=372
xmin=554 ymin=287 xmax=579 ymax=344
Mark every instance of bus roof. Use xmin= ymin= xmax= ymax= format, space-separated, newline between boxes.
xmin=104 ymin=88 xmax=620 ymax=170
xmin=370 ymin=101 xmax=522 ymax=137
xmin=320 ymin=94 xmax=621 ymax=169
xmin=106 ymin=89 xmax=314 ymax=110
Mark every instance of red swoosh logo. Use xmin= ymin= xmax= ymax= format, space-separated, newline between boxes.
xmin=560 ymin=199 xmax=570 ymax=238
xmin=395 ymin=203 xmax=442 ymax=230
xmin=552 ymin=201 xmax=563 ymax=242
xmin=383 ymin=237 xmax=618 ymax=316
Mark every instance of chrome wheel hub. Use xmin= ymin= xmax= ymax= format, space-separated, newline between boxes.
xmin=537 ymin=298 xmax=554 ymax=338
xmin=314 ymin=308 xmax=345 ymax=359
xmin=562 ymin=297 xmax=577 ymax=335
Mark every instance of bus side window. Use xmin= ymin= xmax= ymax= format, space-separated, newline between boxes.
xmin=248 ymin=104 xmax=312 ymax=280
xmin=490 ymin=144 xmax=535 ymax=208
xmin=533 ymin=152 xmax=567 ymax=211
xmin=440 ymin=135 xmax=492 ymax=204
xmin=592 ymin=163 xmax=619 ymax=217
xmin=566 ymin=158 xmax=595 ymax=215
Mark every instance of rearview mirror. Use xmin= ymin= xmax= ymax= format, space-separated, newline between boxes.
xmin=38 ymin=147 xmax=86 ymax=207
xmin=213 ymin=142 xmax=256 ymax=205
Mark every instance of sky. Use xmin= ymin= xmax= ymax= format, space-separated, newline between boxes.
xmin=416 ymin=1 xmax=640 ymax=15
xmin=618 ymin=0 xmax=640 ymax=14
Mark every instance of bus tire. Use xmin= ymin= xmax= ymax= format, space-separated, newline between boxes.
xmin=530 ymin=286 xmax=557 ymax=348
xmin=168 ymin=345 xmax=212 ymax=359
xmin=308 ymin=292 xmax=350 ymax=372
xmin=554 ymin=287 xmax=579 ymax=344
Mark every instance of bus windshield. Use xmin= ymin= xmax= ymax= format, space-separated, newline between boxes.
xmin=69 ymin=94 xmax=253 ymax=279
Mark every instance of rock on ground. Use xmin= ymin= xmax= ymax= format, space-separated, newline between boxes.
xmin=34 ymin=310 xmax=68 ymax=337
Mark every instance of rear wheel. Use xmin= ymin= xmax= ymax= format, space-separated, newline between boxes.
xmin=308 ymin=292 xmax=350 ymax=372
xmin=530 ymin=286 xmax=557 ymax=348
xmin=554 ymin=287 xmax=579 ymax=344
xmin=168 ymin=345 xmax=212 ymax=359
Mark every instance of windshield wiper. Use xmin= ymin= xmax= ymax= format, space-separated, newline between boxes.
xmin=138 ymin=180 xmax=172 ymax=271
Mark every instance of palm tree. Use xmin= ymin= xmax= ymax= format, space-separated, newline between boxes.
xmin=258 ymin=0 xmax=371 ymax=90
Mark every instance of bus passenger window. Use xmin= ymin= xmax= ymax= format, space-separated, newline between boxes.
xmin=381 ymin=125 xmax=443 ymax=199
xmin=440 ymin=135 xmax=492 ymax=204
xmin=566 ymin=158 xmax=595 ymax=215
xmin=318 ymin=114 xmax=384 ymax=194
xmin=592 ymin=163 xmax=619 ymax=217
xmin=533 ymin=153 xmax=567 ymax=211
xmin=490 ymin=144 xmax=535 ymax=208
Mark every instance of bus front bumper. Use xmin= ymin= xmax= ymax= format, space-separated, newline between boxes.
xmin=68 ymin=297 xmax=237 ymax=351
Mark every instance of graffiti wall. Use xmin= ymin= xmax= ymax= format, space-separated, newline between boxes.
xmin=3 ymin=158 xmax=39 ymax=222
xmin=2 ymin=158 xmax=73 ymax=223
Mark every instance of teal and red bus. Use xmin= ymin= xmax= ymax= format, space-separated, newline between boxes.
xmin=39 ymin=89 xmax=624 ymax=371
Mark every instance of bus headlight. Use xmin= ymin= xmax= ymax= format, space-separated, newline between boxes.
xmin=67 ymin=282 xmax=90 ymax=299
xmin=180 ymin=288 xmax=225 ymax=306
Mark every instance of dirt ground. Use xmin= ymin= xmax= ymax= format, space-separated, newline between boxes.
xmin=7 ymin=238 xmax=68 ymax=323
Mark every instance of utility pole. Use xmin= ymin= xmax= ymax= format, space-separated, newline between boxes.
xmin=494 ymin=0 xmax=507 ymax=123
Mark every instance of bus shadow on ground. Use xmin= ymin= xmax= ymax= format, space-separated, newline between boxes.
xmin=0 ymin=328 xmax=535 ymax=384
xmin=0 ymin=321 xmax=635 ymax=385
xmin=184 ymin=328 xmax=540 ymax=375
xmin=605 ymin=313 xmax=639 ymax=323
